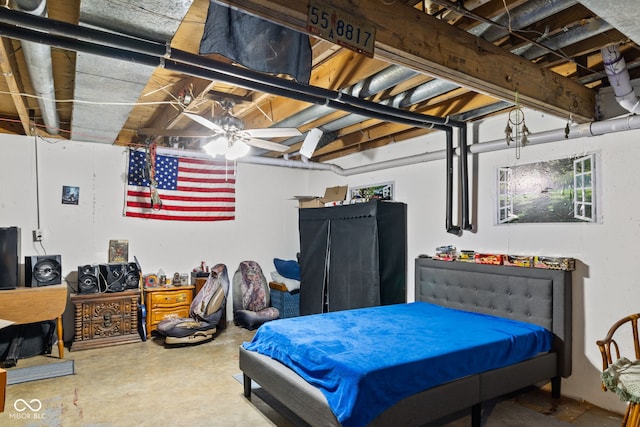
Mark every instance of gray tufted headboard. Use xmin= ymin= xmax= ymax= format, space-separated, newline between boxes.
xmin=415 ymin=257 xmax=572 ymax=378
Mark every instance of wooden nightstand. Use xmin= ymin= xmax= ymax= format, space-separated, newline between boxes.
xmin=70 ymin=290 xmax=142 ymax=351
xmin=145 ymin=286 xmax=194 ymax=338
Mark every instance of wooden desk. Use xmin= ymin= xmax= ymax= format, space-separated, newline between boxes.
xmin=0 ymin=284 xmax=68 ymax=358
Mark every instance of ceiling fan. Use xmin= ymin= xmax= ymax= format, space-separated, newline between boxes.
xmin=137 ymin=99 xmax=301 ymax=157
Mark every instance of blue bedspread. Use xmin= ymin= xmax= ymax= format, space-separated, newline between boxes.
xmin=242 ymin=302 xmax=552 ymax=427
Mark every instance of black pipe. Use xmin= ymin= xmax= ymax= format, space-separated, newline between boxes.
xmin=458 ymin=126 xmax=472 ymax=231
xmin=0 ymin=17 xmax=457 ymax=134
xmin=166 ymin=60 xmax=451 ymax=131
xmin=0 ymin=8 xmax=463 ymax=130
xmin=0 ymin=7 xmax=169 ymax=52
xmin=445 ymin=128 xmax=461 ymax=235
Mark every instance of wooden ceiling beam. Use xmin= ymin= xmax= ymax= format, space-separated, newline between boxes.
xmin=217 ymin=0 xmax=595 ymax=122
xmin=0 ymin=38 xmax=32 ymax=135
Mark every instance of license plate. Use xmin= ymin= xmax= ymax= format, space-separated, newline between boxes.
xmin=307 ymin=0 xmax=375 ymax=57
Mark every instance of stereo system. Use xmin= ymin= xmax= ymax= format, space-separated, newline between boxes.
xmin=25 ymin=254 xmax=62 ymax=287
xmin=78 ymin=264 xmax=100 ymax=293
xmin=78 ymin=262 xmax=140 ymax=294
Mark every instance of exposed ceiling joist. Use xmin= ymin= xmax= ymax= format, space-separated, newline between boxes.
xmin=215 ymin=0 xmax=596 ymax=122
xmin=0 ymin=38 xmax=31 ymax=135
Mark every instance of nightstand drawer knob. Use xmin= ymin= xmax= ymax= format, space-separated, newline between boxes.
xmin=103 ymin=312 xmax=112 ymax=327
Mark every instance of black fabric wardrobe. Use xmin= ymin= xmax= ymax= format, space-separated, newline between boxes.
xmin=298 ymin=200 xmax=407 ymax=315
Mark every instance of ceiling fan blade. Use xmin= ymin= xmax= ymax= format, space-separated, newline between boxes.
xmin=299 ymin=128 xmax=323 ymax=159
xmin=137 ymin=128 xmax=214 ymax=137
xmin=183 ymin=112 xmax=224 ymax=132
xmin=242 ymin=128 xmax=302 ymax=138
xmin=244 ymin=137 xmax=290 ymax=152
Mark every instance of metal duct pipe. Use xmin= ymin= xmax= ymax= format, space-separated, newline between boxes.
xmin=514 ymin=18 xmax=612 ymax=60
xmin=601 ymin=44 xmax=640 ymax=114
xmin=14 ymin=0 xmax=59 ymax=134
xmin=471 ymin=0 xmax=577 ymax=42
xmin=275 ymin=65 xmax=419 ymax=129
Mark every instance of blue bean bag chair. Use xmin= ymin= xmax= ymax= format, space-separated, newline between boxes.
xmin=233 ymin=261 xmax=280 ymax=330
xmin=157 ymin=263 xmax=229 ymax=345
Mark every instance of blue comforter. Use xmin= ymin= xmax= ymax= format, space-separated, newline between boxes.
xmin=242 ymin=302 xmax=552 ymax=427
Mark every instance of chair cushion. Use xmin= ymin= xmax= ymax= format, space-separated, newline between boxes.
xmin=233 ymin=261 xmax=270 ymax=313
xmin=192 ymin=263 xmax=229 ymax=321
xmin=234 ymin=307 xmax=280 ymax=330
xmin=602 ymin=357 xmax=640 ymax=404
xmin=157 ymin=318 xmax=217 ymax=338
xmin=273 ymin=258 xmax=301 ymax=281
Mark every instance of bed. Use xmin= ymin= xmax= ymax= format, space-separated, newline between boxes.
xmin=239 ymin=257 xmax=572 ymax=426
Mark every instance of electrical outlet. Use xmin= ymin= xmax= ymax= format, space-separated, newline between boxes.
xmin=33 ymin=229 xmax=43 ymax=242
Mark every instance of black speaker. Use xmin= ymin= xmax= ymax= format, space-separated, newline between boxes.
xmin=25 ymin=255 xmax=62 ymax=287
xmin=0 ymin=227 xmax=19 ymax=290
xmin=124 ymin=262 xmax=140 ymax=290
xmin=99 ymin=263 xmax=126 ymax=292
xmin=78 ymin=264 xmax=101 ymax=293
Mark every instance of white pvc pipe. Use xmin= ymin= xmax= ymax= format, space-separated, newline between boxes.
xmin=239 ymin=115 xmax=640 ymax=175
xmin=601 ymin=44 xmax=640 ymax=114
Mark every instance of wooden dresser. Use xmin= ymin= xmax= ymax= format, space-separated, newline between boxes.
xmin=70 ymin=290 xmax=142 ymax=351
xmin=145 ymin=285 xmax=194 ymax=338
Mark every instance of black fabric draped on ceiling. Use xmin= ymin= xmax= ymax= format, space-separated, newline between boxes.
xmin=199 ymin=2 xmax=312 ymax=84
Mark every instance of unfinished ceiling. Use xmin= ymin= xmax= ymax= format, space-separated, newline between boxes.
xmin=0 ymin=0 xmax=639 ymax=162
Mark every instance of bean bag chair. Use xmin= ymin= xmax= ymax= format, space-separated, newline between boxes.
xmin=157 ymin=263 xmax=229 ymax=345
xmin=233 ymin=261 xmax=279 ymax=330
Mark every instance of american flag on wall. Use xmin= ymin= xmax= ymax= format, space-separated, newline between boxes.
xmin=125 ymin=148 xmax=236 ymax=221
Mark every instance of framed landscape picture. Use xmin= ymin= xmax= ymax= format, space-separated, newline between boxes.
xmin=497 ymin=153 xmax=596 ymax=224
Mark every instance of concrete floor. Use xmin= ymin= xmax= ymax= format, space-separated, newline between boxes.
xmin=1 ymin=324 xmax=625 ymax=426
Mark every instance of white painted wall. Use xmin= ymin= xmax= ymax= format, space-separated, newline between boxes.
xmin=1 ymin=106 xmax=636 ymax=414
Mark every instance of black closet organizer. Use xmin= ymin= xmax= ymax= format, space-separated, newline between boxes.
xmin=298 ymin=200 xmax=407 ymax=315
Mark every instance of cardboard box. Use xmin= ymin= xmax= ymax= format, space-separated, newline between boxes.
xmin=295 ymin=186 xmax=348 ymax=208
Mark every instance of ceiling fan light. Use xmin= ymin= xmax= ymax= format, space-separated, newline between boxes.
xmin=203 ymin=135 xmax=229 ymax=157
xmin=225 ymin=140 xmax=251 ymax=160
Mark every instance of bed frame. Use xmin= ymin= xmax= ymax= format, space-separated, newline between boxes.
xmin=239 ymin=257 xmax=572 ymax=426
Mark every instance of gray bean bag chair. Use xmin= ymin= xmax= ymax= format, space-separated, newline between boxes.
xmin=157 ymin=263 xmax=229 ymax=345
xmin=233 ymin=261 xmax=279 ymax=330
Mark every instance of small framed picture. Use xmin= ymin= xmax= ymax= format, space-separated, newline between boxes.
xmin=62 ymin=185 xmax=79 ymax=205
xmin=108 ymin=240 xmax=129 ymax=263
xmin=349 ymin=182 xmax=395 ymax=202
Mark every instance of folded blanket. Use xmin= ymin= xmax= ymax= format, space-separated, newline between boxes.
xmin=269 ymin=271 xmax=300 ymax=292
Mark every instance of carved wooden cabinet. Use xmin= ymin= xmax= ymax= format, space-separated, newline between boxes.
xmin=70 ymin=290 xmax=142 ymax=351
xmin=144 ymin=286 xmax=194 ymax=338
